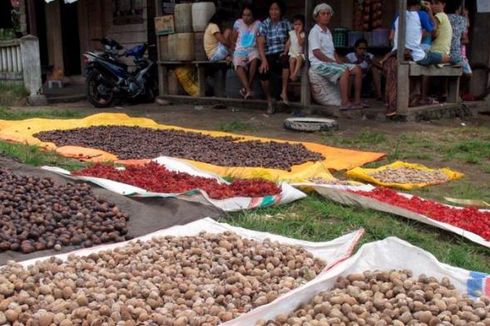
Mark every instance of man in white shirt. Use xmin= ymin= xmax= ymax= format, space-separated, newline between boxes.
xmin=308 ymin=3 xmax=365 ymax=110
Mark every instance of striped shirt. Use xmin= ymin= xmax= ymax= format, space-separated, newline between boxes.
xmin=258 ymin=18 xmax=292 ymax=55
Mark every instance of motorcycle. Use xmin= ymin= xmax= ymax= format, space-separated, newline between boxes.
xmin=82 ymin=38 xmax=157 ymax=108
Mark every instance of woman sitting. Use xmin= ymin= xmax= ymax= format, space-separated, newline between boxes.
xmin=204 ymin=11 xmax=232 ymax=62
xmin=308 ymin=3 xmax=364 ymax=110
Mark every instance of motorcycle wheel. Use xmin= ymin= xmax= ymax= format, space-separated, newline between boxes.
xmin=86 ymin=70 xmax=115 ymax=108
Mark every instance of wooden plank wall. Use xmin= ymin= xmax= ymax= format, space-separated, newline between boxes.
xmin=105 ymin=0 xmax=149 ymax=49
xmin=250 ymin=0 xmax=396 ymax=30
xmin=44 ymin=1 xmax=63 ymax=70
xmin=77 ymin=0 xmax=148 ymax=66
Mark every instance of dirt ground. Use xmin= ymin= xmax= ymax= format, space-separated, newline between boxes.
xmin=0 ymin=156 xmax=223 ymax=265
xmin=43 ymin=100 xmax=490 ymax=140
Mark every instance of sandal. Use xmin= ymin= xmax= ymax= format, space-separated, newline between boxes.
xmin=355 ymin=102 xmax=370 ymax=109
xmin=266 ymin=103 xmax=275 ymax=115
xmin=420 ymin=97 xmax=439 ymax=105
xmin=340 ymin=103 xmax=351 ymax=111
xmin=244 ymin=92 xmax=253 ymax=100
xmin=240 ymin=88 xmax=253 ymax=100
xmin=280 ymin=94 xmax=290 ymax=106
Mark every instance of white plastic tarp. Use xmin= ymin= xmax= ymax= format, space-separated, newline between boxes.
xmin=305 ymin=185 xmax=490 ymax=248
xmin=42 ymin=156 xmax=307 ymax=212
xmin=15 ymin=217 xmax=365 ymax=275
xmin=227 ymin=236 xmax=490 ymax=325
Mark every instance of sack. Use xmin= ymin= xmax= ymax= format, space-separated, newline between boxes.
xmin=226 ymin=236 xmax=490 ymax=325
xmin=17 ymin=217 xmax=365 ymax=278
xmin=308 ymin=186 xmax=489 ymax=248
xmin=347 ymin=161 xmax=464 ymax=190
xmin=309 ymin=68 xmax=341 ymax=106
xmin=175 ymin=66 xmax=199 ymax=96
xmin=42 ymin=156 xmax=307 ymax=212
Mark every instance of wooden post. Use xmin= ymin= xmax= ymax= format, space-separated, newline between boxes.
xmin=158 ymin=64 xmax=168 ymax=96
xmin=396 ymin=0 xmax=406 ymax=63
xmin=155 ymin=0 xmax=164 ymax=97
xmin=301 ymin=0 xmax=313 ymax=110
xmin=396 ymin=0 xmax=410 ymax=114
xmin=447 ymin=76 xmax=461 ymax=103
xmin=155 ymin=0 xmax=162 ymax=16
xmin=197 ymin=64 xmax=206 ymax=97
xmin=25 ymin=0 xmax=37 ymax=36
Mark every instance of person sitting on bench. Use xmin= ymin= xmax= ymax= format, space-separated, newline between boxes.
xmin=232 ymin=4 xmax=261 ymax=100
xmin=204 ymin=11 xmax=232 ymax=62
xmin=346 ymin=38 xmax=383 ymax=101
xmin=381 ymin=0 xmax=441 ymax=116
xmin=308 ymin=3 xmax=364 ymax=111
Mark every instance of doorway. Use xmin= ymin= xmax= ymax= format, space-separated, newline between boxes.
xmin=60 ymin=1 xmax=81 ymax=76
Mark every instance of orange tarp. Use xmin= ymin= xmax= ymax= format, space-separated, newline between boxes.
xmin=0 ymin=113 xmax=385 ymax=182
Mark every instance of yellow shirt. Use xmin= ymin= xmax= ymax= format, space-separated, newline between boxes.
xmin=204 ymin=23 xmax=220 ymax=59
xmin=431 ymin=13 xmax=452 ymax=55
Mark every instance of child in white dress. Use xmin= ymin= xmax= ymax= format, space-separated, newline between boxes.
xmin=285 ymin=15 xmax=306 ymax=82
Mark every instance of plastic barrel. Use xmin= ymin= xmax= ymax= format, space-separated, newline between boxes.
xmin=159 ymin=35 xmax=170 ymax=61
xmin=169 ymin=33 xmax=195 ymax=61
xmin=192 ymin=2 xmax=216 ymax=32
xmin=174 ymin=3 xmax=193 ymax=33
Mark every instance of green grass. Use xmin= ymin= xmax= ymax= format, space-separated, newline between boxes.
xmin=0 ymin=107 xmax=84 ymax=120
xmin=229 ymin=194 xmax=490 ymax=273
xmin=218 ymin=120 xmax=256 ymax=132
xmin=0 ymin=141 xmax=85 ymax=170
xmin=0 ymin=83 xmax=29 ymax=106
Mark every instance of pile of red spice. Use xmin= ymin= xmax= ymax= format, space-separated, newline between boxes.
xmin=352 ymin=187 xmax=490 ymax=241
xmin=73 ymin=162 xmax=281 ymax=200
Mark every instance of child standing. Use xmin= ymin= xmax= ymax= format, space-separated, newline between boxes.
xmin=286 ymin=15 xmax=306 ymax=82
xmin=232 ymin=5 xmax=261 ymax=99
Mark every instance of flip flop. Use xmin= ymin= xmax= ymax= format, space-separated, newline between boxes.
xmin=239 ymin=88 xmax=246 ymax=98
xmin=280 ymin=94 xmax=290 ymax=106
xmin=340 ymin=104 xmax=363 ymax=111
xmin=266 ymin=103 xmax=275 ymax=115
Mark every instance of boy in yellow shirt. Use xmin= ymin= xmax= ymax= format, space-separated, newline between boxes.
xmin=422 ymin=0 xmax=454 ymax=103
xmin=429 ymin=0 xmax=452 ymax=62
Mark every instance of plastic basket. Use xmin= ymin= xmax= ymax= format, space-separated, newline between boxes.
xmin=332 ymin=28 xmax=348 ymax=48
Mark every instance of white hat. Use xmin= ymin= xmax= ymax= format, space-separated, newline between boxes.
xmin=313 ymin=3 xmax=334 ymax=18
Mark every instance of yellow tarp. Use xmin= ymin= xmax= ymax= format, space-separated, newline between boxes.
xmin=346 ymin=161 xmax=463 ymax=190
xmin=0 ymin=113 xmax=386 ymax=182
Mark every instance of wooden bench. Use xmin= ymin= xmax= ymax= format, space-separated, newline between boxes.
xmin=157 ymin=60 xmax=229 ymax=97
xmin=398 ymin=62 xmax=463 ymax=112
